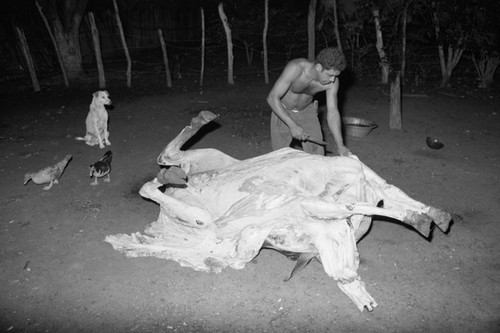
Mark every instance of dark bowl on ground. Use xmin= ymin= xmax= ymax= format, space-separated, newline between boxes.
xmin=426 ymin=137 xmax=444 ymax=149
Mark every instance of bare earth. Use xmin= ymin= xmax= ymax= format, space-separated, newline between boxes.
xmin=0 ymin=76 xmax=499 ymax=332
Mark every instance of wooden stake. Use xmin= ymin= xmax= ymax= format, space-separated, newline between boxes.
xmin=307 ymin=0 xmax=317 ymax=61
xmin=35 ymin=1 xmax=68 ymax=87
xmin=218 ymin=3 xmax=234 ymax=85
xmin=390 ymin=72 xmax=402 ymax=129
xmin=15 ymin=26 xmax=40 ymax=92
xmin=88 ymin=12 xmax=105 ymax=89
xmin=113 ymin=0 xmax=131 ymax=87
xmin=158 ymin=29 xmax=172 ymax=88
xmin=200 ymin=7 xmax=205 ymax=88
xmin=263 ymin=0 xmax=269 ymax=84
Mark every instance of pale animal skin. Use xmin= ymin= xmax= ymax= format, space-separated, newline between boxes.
xmin=75 ymin=91 xmax=112 ymax=149
xmin=106 ymin=111 xmax=452 ymax=312
xmin=24 ymin=154 xmax=72 ymax=190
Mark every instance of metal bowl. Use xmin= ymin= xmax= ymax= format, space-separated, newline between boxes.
xmin=426 ymin=137 xmax=444 ymax=150
xmin=342 ymin=117 xmax=378 ymax=138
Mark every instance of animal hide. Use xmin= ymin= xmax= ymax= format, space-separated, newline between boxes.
xmin=105 ymin=111 xmax=450 ymax=312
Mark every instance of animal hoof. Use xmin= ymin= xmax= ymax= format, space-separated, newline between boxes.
xmin=90 ymin=182 xmax=98 ymax=186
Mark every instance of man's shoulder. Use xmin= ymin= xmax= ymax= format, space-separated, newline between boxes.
xmin=287 ymin=58 xmax=311 ymax=67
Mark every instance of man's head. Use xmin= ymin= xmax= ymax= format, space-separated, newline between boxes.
xmin=314 ymin=47 xmax=346 ymax=84
xmin=315 ymin=47 xmax=346 ymax=71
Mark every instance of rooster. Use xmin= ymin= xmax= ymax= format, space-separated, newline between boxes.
xmin=89 ymin=150 xmax=112 ymax=186
xmin=24 ymin=154 xmax=72 ymax=190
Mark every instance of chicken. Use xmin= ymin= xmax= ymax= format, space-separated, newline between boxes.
xmin=24 ymin=154 xmax=72 ymax=190
xmin=89 ymin=150 xmax=112 ymax=186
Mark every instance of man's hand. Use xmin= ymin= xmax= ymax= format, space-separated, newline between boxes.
xmin=337 ymin=144 xmax=351 ymax=157
xmin=290 ymin=124 xmax=308 ymax=141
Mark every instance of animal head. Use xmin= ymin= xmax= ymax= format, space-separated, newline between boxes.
xmin=92 ymin=90 xmax=112 ymax=106
xmin=103 ymin=150 xmax=112 ymax=160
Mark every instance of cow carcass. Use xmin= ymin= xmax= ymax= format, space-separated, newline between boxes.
xmin=105 ymin=111 xmax=451 ymax=312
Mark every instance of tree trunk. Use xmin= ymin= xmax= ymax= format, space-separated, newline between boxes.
xmin=263 ymin=0 xmax=269 ymax=84
xmin=42 ymin=0 xmax=88 ymax=80
xmin=200 ymin=7 xmax=206 ymax=88
xmin=372 ymin=8 xmax=389 ymax=84
xmin=401 ymin=4 xmax=407 ymax=81
xmin=15 ymin=26 xmax=40 ymax=92
xmin=218 ymin=3 xmax=234 ymax=85
xmin=308 ymin=0 xmax=317 ymax=61
xmin=35 ymin=1 xmax=69 ymax=87
xmin=243 ymin=41 xmax=253 ymax=65
xmin=431 ymin=1 xmax=464 ymax=88
xmin=332 ymin=0 xmax=342 ymax=52
xmin=158 ymin=29 xmax=172 ymax=88
xmin=113 ymin=0 xmax=132 ymax=87
xmin=88 ymin=12 xmax=105 ymax=89
xmin=390 ymin=72 xmax=402 ymax=129
xmin=53 ymin=23 xmax=83 ymax=79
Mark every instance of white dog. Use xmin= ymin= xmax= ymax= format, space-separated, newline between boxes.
xmin=75 ymin=90 xmax=112 ymax=149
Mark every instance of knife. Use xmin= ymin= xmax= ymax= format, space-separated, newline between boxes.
xmin=305 ymin=137 xmax=327 ymax=146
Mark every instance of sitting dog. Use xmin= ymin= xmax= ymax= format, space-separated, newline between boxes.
xmin=75 ymin=90 xmax=112 ymax=149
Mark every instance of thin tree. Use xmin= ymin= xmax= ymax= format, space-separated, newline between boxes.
xmin=158 ymin=29 xmax=172 ymax=88
xmin=35 ymin=1 xmax=69 ymax=86
xmin=88 ymin=12 xmax=105 ymax=89
xmin=372 ymin=5 xmax=390 ymax=84
xmin=15 ymin=26 xmax=40 ymax=92
xmin=401 ymin=1 xmax=409 ymax=81
xmin=431 ymin=0 xmax=465 ymax=88
xmin=308 ymin=0 xmax=317 ymax=60
xmin=263 ymin=0 xmax=269 ymax=84
xmin=331 ymin=0 xmax=343 ymax=52
xmin=218 ymin=3 xmax=234 ymax=85
xmin=113 ymin=0 xmax=132 ymax=87
xmin=200 ymin=7 xmax=206 ymax=88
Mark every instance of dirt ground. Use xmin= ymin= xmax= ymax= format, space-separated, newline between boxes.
xmin=0 ymin=73 xmax=499 ymax=332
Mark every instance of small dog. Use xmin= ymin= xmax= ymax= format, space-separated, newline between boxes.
xmin=76 ymin=90 xmax=112 ymax=149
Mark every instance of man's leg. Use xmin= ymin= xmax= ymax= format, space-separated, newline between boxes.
xmin=270 ymin=112 xmax=293 ymax=150
xmin=298 ymin=101 xmax=325 ymax=155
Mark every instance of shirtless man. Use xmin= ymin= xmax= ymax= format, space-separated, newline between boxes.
xmin=267 ymin=47 xmax=350 ymax=156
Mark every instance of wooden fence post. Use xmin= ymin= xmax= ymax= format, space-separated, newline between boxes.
xmin=88 ymin=12 xmax=105 ymax=89
xmin=390 ymin=71 xmax=402 ymax=129
xmin=200 ymin=7 xmax=205 ymax=89
xmin=15 ymin=26 xmax=40 ymax=92
xmin=158 ymin=29 xmax=172 ymax=88
xmin=35 ymin=1 xmax=69 ymax=87
xmin=218 ymin=3 xmax=234 ymax=85
xmin=263 ymin=0 xmax=269 ymax=84
xmin=113 ymin=0 xmax=131 ymax=88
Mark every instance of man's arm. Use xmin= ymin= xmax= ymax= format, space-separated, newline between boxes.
xmin=325 ymin=80 xmax=350 ymax=156
xmin=266 ymin=61 xmax=308 ymax=141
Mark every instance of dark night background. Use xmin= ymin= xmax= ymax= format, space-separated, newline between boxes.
xmin=1 ymin=0 xmax=499 ymax=91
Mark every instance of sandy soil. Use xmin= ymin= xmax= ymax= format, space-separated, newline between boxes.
xmin=0 ymin=75 xmax=499 ymax=332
